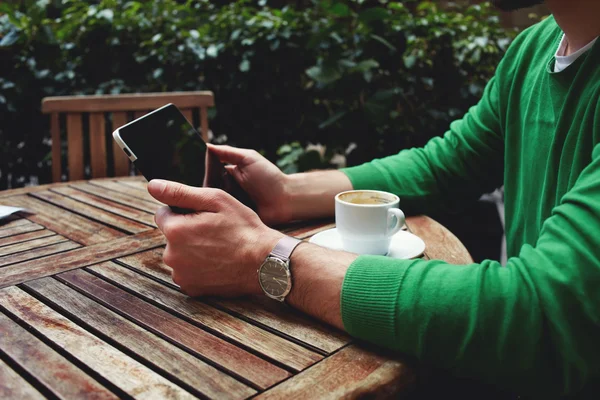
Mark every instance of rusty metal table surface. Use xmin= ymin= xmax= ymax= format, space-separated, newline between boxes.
xmin=0 ymin=177 xmax=473 ymax=399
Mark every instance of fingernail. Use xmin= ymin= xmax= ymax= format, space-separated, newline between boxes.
xmin=148 ymin=179 xmax=167 ymax=194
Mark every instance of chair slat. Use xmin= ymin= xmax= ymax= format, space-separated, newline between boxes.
xmin=42 ymin=92 xmax=214 ymax=113
xmin=200 ymin=107 xmax=209 ymax=142
xmin=50 ymin=113 xmax=61 ymax=182
xmin=42 ymin=92 xmax=214 ymax=181
xmin=112 ymin=112 xmax=130 ymax=177
xmin=66 ymin=114 xmax=84 ymax=181
xmin=89 ymin=113 xmax=107 ymax=178
xmin=182 ymin=109 xmax=194 ymax=126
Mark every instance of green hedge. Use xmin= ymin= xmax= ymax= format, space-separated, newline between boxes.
xmin=0 ymin=0 xmax=518 ymax=188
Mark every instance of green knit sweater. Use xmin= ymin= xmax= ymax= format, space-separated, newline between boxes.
xmin=341 ymin=16 xmax=600 ymax=396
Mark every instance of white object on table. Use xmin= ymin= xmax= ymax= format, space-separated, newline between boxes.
xmin=0 ymin=206 xmax=30 ymax=221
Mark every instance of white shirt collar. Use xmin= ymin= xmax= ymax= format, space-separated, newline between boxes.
xmin=554 ymin=33 xmax=598 ymax=73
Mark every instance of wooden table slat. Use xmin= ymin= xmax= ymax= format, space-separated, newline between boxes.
xmin=118 ymin=248 xmax=351 ymax=354
xmin=408 ymin=215 xmax=474 ymax=264
xmin=24 ymin=277 xmax=256 ymax=400
xmin=0 ymin=229 xmax=164 ymax=289
xmin=31 ymin=190 xmax=151 ymax=234
xmin=70 ymin=182 xmax=160 ymax=213
xmin=0 ymin=235 xmax=67 ymax=257
xmin=0 ymin=241 xmax=81 ymax=269
xmin=87 ymin=262 xmax=323 ymax=372
xmin=0 ymin=286 xmax=197 ymax=399
xmin=0 ymin=229 xmax=56 ymax=248
xmin=256 ymin=345 xmax=416 ymax=400
xmin=0 ymin=311 xmax=119 ymax=400
xmin=2 ymin=195 xmax=124 ymax=245
xmin=50 ymin=186 xmax=157 ymax=227
xmin=0 ymin=358 xmax=45 ymax=400
xmin=88 ymin=179 xmax=163 ymax=205
xmin=117 ymin=180 xmax=149 ymax=192
xmin=58 ymin=268 xmax=290 ymax=390
xmin=0 ymin=222 xmax=44 ymax=240
xmin=213 ymin=297 xmax=351 ymax=355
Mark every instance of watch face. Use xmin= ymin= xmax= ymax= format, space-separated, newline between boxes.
xmin=259 ymin=258 xmax=291 ymax=298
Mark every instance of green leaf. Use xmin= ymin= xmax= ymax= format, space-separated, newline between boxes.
xmin=370 ymin=34 xmax=397 ymax=52
xmin=318 ymin=110 xmax=348 ymax=129
xmin=0 ymin=29 xmax=20 ymax=47
xmin=306 ymin=65 xmax=341 ymax=85
xmin=358 ymin=8 xmax=388 ymax=24
xmin=239 ymin=59 xmax=250 ymax=72
xmin=97 ymin=9 xmax=114 ymax=22
xmin=403 ymin=54 xmax=417 ymax=69
xmin=329 ymin=3 xmax=350 ymax=17
xmin=351 ymin=59 xmax=379 ymax=73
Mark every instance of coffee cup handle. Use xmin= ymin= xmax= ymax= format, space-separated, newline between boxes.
xmin=387 ymin=208 xmax=405 ymax=237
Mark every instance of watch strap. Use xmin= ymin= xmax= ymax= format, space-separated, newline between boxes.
xmin=270 ymin=236 xmax=302 ymax=261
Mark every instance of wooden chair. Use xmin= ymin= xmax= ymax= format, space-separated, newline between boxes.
xmin=41 ymin=91 xmax=214 ymax=182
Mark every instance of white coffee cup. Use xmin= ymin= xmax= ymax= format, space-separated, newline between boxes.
xmin=335 ymin=190 xmax=405 ymax=255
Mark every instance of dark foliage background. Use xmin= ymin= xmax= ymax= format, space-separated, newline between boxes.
xmin=0 ymin=0 xmax=518 ymax=189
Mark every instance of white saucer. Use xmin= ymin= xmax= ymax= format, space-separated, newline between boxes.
xmin=309 ymin=228 xmax=426 ymax=259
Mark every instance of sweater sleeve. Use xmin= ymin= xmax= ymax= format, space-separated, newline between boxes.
xmin=341 ymin=73 xmax=505 ymax=214
xmin=341 ymin=143 xmax=600 ymax=396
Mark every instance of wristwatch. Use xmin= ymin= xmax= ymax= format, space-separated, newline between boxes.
xmin=258 ymin=236 xmax=302 ymax=302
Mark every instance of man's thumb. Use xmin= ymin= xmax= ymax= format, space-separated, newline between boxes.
xmin=148 ymin=180 xmax=220 ymax=211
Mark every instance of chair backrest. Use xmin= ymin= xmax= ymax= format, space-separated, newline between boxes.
xmin=41 ymin=91 xmax=214 ymax=182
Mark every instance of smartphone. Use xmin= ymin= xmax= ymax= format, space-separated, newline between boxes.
xmin=112 ymin=103 xmax=255 ymax=213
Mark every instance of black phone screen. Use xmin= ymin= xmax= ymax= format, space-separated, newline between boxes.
xmin=117 ymin=104 xmax=254 ymax=209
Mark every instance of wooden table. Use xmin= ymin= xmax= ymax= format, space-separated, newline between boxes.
xmin=0 ymin=177 xmax=472 ymax=399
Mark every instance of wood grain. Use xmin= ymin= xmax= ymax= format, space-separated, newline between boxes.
xmin=4 ymin=195 xmax=124 ymax=245
xmin=118 ymin=179 xmax=149 ymax=192
xmin=50 ymin=186 xmax=156 ymax=227
xmin=408 ymin=215 xmax=473 ymax=264
xmin=42 ymin=92 xmax=214 ymax=113
xmin=213 ymin=297 xmax=351 ymax=355
xmin=117 ymin=248 xmax=173 ymax=284
xmin=50 ymin=112 xmax=61 ymax=182
xmin=88 ymin=262 xmax=323 ymax=372
xmin=70 ymin=182 xmax=160 ymax=213
xmin=0 ymin=235 xmax=66 ymax=257
xmin=89 ymin=112 xmax=108 ymax=179
xmin=31 ymin=190 xmax=151 ymax=234
xmin=0 ymin=241 xmax=80 ymax=269
xmin=111 ymin=112 xmax=131 ymax=177
xmin=0 ymin=229 xmax=164 ymax=288
xmin=117 ymin=248 xmax=351 ymax=354
xmin=88 ymin=179 xmax=162 ymax=205
xmin=58 ymin=268 xmax=289 ymax=389
xmin=256 ymin=345 xmax=415 ymax=400
xmin=0 ymin=229 xmax=55 ymax=248
xmin=25 ymin=277 xmax=255 ymax=399
xmin=0 ymin=357 xmax=44 ymax=400
xmin=0 ymin=222 xmax=44 ymax=240
xmin=0 ymin=312 xmax=118 ymax=399
xmin=0 ymin=287 xmax=197 ymax=399
xmin=66 ymin=113 xmax=84 ymax=181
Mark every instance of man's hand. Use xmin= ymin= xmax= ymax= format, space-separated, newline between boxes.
xmin=208 ymin=144 xmax=291 ymax=225
xmin=209 ymin=144 xmax=353 ymax=225
xmin=148 ymin=179 xmax=284 ymax=297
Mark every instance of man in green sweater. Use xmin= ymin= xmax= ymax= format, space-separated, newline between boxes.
xmin=147 ymin=0 xmax=599 ymax=396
